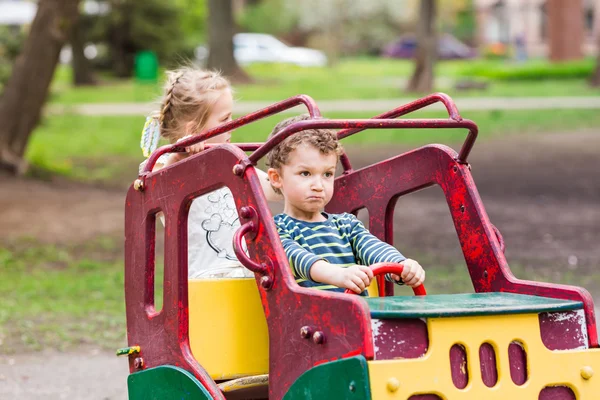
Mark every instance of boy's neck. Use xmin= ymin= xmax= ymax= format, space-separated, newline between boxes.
xmin=283 ymin=203 xmax=327 ymax=223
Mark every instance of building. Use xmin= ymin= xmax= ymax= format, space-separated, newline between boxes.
xmin=475 ymin=0 xmax=600 ymax=57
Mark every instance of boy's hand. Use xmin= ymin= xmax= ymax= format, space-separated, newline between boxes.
xmin=390 ymin=259 xmax=425 ymax=288
xmin=333 ymin=265 xmax=374 ymax=294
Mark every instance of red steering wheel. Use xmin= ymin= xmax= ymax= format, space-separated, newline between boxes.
xmin=344 ymin=262 xmax=427 ymax=296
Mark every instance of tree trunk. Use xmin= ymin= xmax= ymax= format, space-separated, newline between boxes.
xmin=547 ymin=0 xmax=584 ymax=62
xmin=0 ymin=0 xmax=80 ymax=174
xmin=591 ymin=36 xmax=600 ymax=87
xmin=207 ymin=0 xmax=251 ymax=83
xmin=71 ymin=11 xmax=97 ymax=86
xmin=406 ymin=0 xmax=437 ymax=93
xmin=109 ymin=1 xmax=135 ymax=78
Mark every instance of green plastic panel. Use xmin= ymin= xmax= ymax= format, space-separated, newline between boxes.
xmin=128 ymin=365 xmax=213 ymax=400
xmin=283 ymin=356 xmax=371 ymax=400
xmin=365 ymin=292 xmax=583 ymax=319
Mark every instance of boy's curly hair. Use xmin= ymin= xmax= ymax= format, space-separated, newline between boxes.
xmin=266 ymin=114 xmax=343 ymax=170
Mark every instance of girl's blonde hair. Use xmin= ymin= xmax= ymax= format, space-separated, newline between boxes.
xmin=157 ymin=67 xmax=231 ymax=143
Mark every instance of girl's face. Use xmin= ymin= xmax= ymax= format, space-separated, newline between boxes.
xmin=203 ymin=88 xmax=234 ymax=144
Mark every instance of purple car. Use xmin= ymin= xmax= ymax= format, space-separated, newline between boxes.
xmin=382 ymin=33 xmax=478 ymax=60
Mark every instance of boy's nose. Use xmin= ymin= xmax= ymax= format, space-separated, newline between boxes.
xmin=311 ymin=179 xmax=324 ymax=191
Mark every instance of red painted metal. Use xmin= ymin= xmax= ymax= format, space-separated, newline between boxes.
xmin=337 ymin=92 xmax=462 ymax=172
xmin=246 ymin=118 xmax=478 ymax=169
xmin=125 ymin=93 xmax=598 ymax=399
xmin=539 ymin=311 xmax=588 ymax=350
xmin=449 ymin=344 xmax=469 ymax=389
xmin=371 ymin=319 xmax=428 ymax=360
xmin=508 ymin=341 xmax=528 ymax=385
xmin=343 ymin=263 xmax=426 ymax=296
xmin=479 ymin=343 xmax=498 ymax=387
xmin=325 ymin=144 xmax=598 ymax=347
xmin=491 ymin=224 xmax=506 ymax=253
xmin=125 ymin=145 xmax=374 ymax=400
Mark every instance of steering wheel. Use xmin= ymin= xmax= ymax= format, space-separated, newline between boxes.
xmin=344 ymin=262 xmax=427 ymax=296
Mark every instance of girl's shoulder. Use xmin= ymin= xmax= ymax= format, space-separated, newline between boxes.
xmin=138 ymin=154 xmax=170 ymax=174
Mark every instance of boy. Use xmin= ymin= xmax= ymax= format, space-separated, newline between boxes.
xmin=267 ymin=115 xmax=425 ymax=294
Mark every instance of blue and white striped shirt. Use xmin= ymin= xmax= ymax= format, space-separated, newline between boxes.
xmin=274 ymin=212 xmax=406 ymax=293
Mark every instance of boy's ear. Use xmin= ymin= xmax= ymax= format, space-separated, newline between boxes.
xmin=267 ymin=168 xmax=283 ymax=190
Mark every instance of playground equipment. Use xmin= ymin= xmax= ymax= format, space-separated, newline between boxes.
xmin=121 ymin=93 xmax=599 ymax=399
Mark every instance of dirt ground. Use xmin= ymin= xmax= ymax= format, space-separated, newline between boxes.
xmin=0 ymin=130 xmax=599 ymax=399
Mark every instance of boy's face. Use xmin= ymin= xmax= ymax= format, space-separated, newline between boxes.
xmin=269 ymin=143 xmax=337 ymax=219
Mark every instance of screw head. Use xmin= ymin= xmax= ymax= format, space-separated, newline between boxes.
xmin=134 ymin=357 xmax=144 ymax=369
xmin=581 ymin=366 xmax=594 ymax=380
xmin=312 ymin=331 xmax=325 ymax=344
xmin=387 ymin=377 xmax=400 ymax=393
xmin=300 ymin=326 xmax=312 ymax=339
xmin=260 ymin=275 xmax=273 ymax=290
xmin=349 ymin=381 xmax=356 ymax=392
xmin=240 ymin=206 xmax=253 ymax=219
xmin=133 ymin=179 xmax=144 ymax=191
xmin=233 ymin=164 xmax=244 ymax=176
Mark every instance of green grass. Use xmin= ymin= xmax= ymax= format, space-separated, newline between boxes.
xmin=48 ymin=58 xmax=600 ymax=105
xmin=0 ymin=237 xmax=126 ymax=353
xmin=27 ymin=109 xmax=600 ymax=183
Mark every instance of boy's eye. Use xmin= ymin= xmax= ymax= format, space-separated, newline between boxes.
xmin=324 ymin=172 xmax=334 ymax=178
xmin=300 ymin=171 xmax=310 ymax=177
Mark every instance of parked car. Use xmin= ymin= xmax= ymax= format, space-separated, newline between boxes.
xmin=195 ymin=33 xmax=328 ymax=67
xmin=381 ymin=33 xmax=477 ymax=60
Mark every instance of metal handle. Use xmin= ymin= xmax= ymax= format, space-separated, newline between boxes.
xmin=232 ymin=221 xmax=268 ymax=275
xmin=338 ymin=92 xmax=463 ymax=171
xmin=141 ymin=95 xmax=321 ymax=175
xmin=344 ymin=262 xmax=427 ymax=296
xmin=337 ymin=92 xmax=462 ymax=141
xmin=247 ymin=118 xmax=478 ymax=168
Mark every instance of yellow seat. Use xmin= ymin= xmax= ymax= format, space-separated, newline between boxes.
xmin=188 ymin=278 xmax=269 ymax=380
xmin=188 ymin=276 xmax=379 ymax=380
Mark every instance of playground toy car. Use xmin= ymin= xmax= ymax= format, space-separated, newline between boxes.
xmin=121 ymin=93 xmax=599 ymax=399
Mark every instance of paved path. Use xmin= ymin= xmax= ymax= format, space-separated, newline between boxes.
xmin=0 ymin=351 xmax=127 ymax=400
xmin=48 ymin=96 xmax=600 ymax=116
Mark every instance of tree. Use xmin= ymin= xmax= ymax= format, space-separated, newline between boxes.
xmin=89 ymin=0 xmax=187 ymax=78
xmin=406 ymin=0 xmax=437 ymax=93
xmin=591 ymin=35 xmax=600 ymax=87
xmin=173 ymin=0 xmax=208 ymax=48
xmin=207 ymin=0 xmax=250 ymax=83
xmin=0 ymin=0 xmax=80 ymax=174
xmin=70 ymin=7 xmax=97 ymax=86
xmin=0 ymin=27 xmax=26 ymax=93
xmin=547 ymin=0 xmax=584 ymax=62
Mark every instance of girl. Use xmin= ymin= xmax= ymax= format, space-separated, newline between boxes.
xmin=139 ymin=67 xmax=279 ymax=278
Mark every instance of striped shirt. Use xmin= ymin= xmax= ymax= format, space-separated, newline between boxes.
xmin=274 ymin=212 xmax=406 ymax=293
